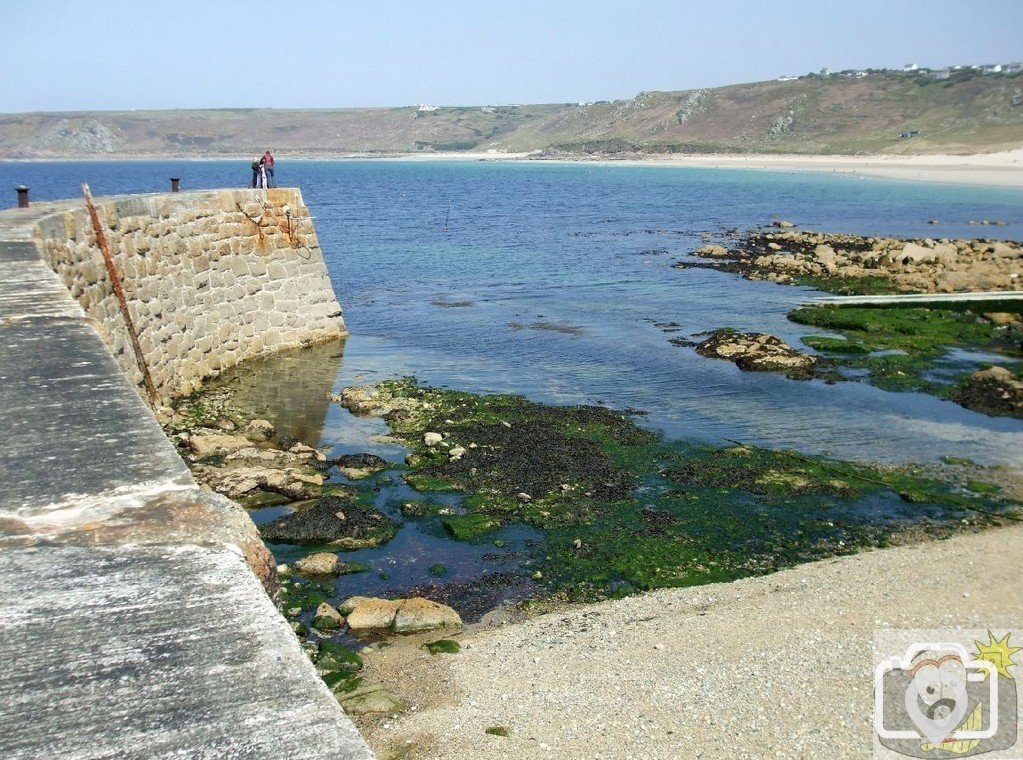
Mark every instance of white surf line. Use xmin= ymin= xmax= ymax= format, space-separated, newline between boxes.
xmin=812 ymin=290 xmax=1023 ymax=305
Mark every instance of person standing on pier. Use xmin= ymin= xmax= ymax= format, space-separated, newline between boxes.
xmin=262 ymin=150 xmax=275 ymax=188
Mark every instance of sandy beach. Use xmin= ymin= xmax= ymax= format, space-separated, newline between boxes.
xmin=361 ymin=524 xmax=1023 ymax=758
xmin=389 ymin=148 xmax=1023 ymax=189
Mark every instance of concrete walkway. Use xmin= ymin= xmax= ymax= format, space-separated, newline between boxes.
xmin=0 ymin=204 xmax=371 ymax=757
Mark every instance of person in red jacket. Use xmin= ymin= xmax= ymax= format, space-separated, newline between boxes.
xmin=261 ymin=150 xmax=275 ymax=188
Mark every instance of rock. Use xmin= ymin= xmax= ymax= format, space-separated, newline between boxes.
xmin=260 ymin=495 xmax=399 ymax=547
xmin=294 ymin=552 xmax=341 ymax=577
xmin=332 ymin=386 xmax=418 ymax=418
xmin=289 ymin=443 xmax=326 ymax=462
xmin=423 ymin=432 xmax=443 ymax=446
xmin=772 ymin=220 xmax=795 ymax=228
xmin=694 ymin=244 xmax=730 ymax=257
xmin=340 ymin=596 xmax=462 ymax=634
xmin=187 ymin=432 xmax=252 ymax=459
xmin=194 ymin=465 xmax=324 ymax=500
xmin=244 ymin=418 xmax=276 ymax=442
xmin=333 ymin=453 xmax=389 ymax=479
xmin=984 ymin=312 xmax=1021 ymax=327
xmin=312 ymin=602 xmax=344 ymax=631
xmin=448 ymin=446 xmax=467 ymax=461
xmin=695 ymin=331 xmax=817 ymax=373
xmin=224 ymin=447 xmax=310 ymax=467
xmin=340 ymin=597 xmax=401 ymax=631
xmin=393 ymin=598 xmax=463 ymax=634
xmin=897 ymin=242 xmax=940 ymax=264
xmin=952 ymin=366 xmax=1023 ymax=419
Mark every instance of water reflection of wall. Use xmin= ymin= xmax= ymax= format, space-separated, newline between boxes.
xmin=208 ymin=339 xmax=345 ymax=445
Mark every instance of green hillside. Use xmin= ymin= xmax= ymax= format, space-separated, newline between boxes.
xmin=2 ymin=71 xmax=1021 ymax=158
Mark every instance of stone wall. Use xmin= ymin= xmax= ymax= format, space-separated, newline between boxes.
xmin=32 ymin=188 xmax=346 ymax=400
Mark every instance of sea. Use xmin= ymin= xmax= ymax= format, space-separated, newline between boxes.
xmin=4 ymin=159 xmax=1022 ymax=610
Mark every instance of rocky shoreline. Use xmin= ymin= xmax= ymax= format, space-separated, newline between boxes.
xmin=669 ymin=225 xmax=1023 ymax=417
xmin=678 ymin=224 xmax=1022 ymax=294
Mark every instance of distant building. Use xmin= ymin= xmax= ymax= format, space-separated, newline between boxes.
xmin=900 ymin=130 xmax=921 ymax=139
xmin=980 ymin=64 xmax=1003 ymax=74
xmin=820 ymin=67 xmax=832 ymax=76
xmin=903 ymin=63 xmax=919 ymax=72
xmin=417 ymin=104 xmax=438 ymax=112
xmin=930 ymin=69 xmax=951 ymax=80
xmin=1004 ymin=62 xmax=1022 ymax=74
xmin=777 ymin=75 xmax=798 ymax=82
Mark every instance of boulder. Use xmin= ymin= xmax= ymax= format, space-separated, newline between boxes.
xmin=694 ymin=244 xmax=729 ymax=257
xmin=423 ymin=432 xmax=443 ymax=446
xmin=244 ymin=418 xmax=276 ymax=442
xmin=772 ymin=220 xmax=795 ymax=228
xmin=393 ymin=598 xmax=463 ymax=634
xmin=952 ymin=366 xmax=1023 ymax=419
xmin=333 ymin=386 xmax=418 ymax=418
xmin=224 ymin=447 xmax=310 ymax=467
xmin=194 ymin=465 xmax=324 ymax=501
xmin=294 ymin=552 xmax=341 ymax=577
xmin=696 ymin=331 xmax=818 ymax=373
xmin=187 ymin=432 xmax=252 ymax=459
xmin=984 ymin=312 xmax=1022 ymax=327
xmin=312 ymin=602 xmax=344 ymax=631
xmin=259 ymin=495 xmax=398 ymax=548
xmin=341 ymin=597 xmax=401 ymax=631
xmin=333 ymin=453 xmax=389 ymax=480
xmin=340 ymin=596 xmax=462 ymax=634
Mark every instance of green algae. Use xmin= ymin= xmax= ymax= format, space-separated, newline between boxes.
xmin=428 ymin=563 xmax=448 ymax=577
xmin=791 ymin=303 xmax=1023 ymax=402
xmin=485 ymin=727 xmax=511 ymax=737
xmin=444 ymin=514 xmax=503 ymax=540
xmin=363 ymin=379 xmax=1017 ymax=603
xmin=422 ymin=639 xmax=461 ymax=655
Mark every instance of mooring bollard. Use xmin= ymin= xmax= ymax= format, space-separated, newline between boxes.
xmin=170 ymin=178 xmax=181 ymax=192
xmin=16 ymin=186 xmax=29 ymax=208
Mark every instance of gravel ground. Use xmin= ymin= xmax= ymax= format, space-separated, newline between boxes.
xmin=360 ymin=525 xmax=1023 ymax=759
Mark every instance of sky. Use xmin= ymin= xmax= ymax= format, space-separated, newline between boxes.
xmin=3 ymin=0 xmax=1023 ymax=112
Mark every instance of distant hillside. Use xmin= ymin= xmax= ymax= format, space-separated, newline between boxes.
xmin=2 ymin=71 xmax=1022 ymax=159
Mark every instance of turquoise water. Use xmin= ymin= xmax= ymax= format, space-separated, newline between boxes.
xmin=4 ymin=159 xmax=1022 ymax=467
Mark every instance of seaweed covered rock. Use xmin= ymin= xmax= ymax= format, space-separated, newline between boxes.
xmin=260 ymin=494 xmax=398 ymax=548
xmin=333 ymin=453 xmax=389 ymax=480
xmin=696 ymin=330 xmax=818 ymax=374
xmin=953 ymin=366 xmax=1023 ymax=418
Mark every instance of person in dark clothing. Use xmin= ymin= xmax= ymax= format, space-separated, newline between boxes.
xmin=250 ymin=159 xmax=261 ymax=188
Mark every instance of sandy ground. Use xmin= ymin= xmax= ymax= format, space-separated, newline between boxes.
xmin=383 ymin=148 xmax=1023 ymax=188
xmin=360 ymin=524 xmax=1023 ymax=759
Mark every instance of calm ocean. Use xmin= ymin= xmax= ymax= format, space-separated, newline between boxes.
xmin=4 ymin=159 xmax=1022 ymax=469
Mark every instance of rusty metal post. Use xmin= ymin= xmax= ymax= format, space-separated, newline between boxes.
xmin=82 ymin=183 xmax=160 ymax=407
xmin=170 ymin=177 xmax=181 ymax=192
xmin=16 ymin=186 xmax=29 ymax=208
